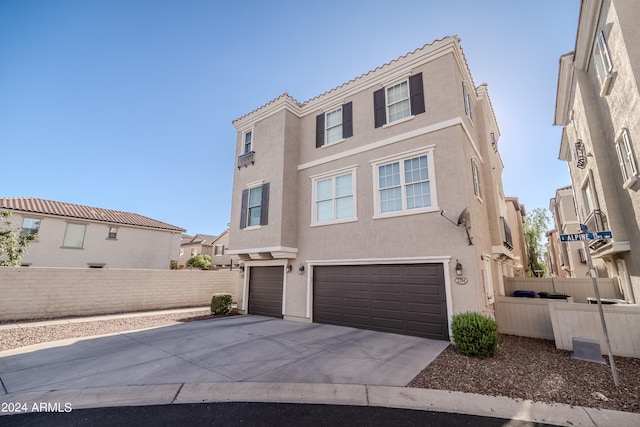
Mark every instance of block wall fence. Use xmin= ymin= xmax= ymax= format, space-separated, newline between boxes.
xmin=0 ymin=267 xmax=240 ymax=322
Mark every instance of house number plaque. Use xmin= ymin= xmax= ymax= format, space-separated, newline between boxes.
xmin=454 ymin=277 xmax=468 ymax=285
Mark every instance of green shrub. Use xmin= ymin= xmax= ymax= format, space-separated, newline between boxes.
xmin=210 ymin=293 xmax=232 ymax=315
xmin=451 ymin=312 xmax=498 ymax=359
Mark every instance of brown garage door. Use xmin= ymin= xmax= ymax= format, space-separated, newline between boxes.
xmin=313 ymin=264 xmax=448 ymax=340
xmin=248 ymin=266 xmax=284 ymax=318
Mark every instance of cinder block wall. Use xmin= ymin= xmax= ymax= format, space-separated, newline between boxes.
xmin=0 ymin=267 xmax=240 ymax=322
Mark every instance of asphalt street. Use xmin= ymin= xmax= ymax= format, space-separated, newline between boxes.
xmin=0 ymin=402 xmax=557 ymax=427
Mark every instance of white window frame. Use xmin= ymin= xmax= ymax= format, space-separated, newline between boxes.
xmin=385 ymin=79 xmax=412 ymax=125
xmin=107 ymin=226 xmax=118 ymax=239
xmin=21 ymin=217 xmax=41 ymax=236
xmin=593 ymin=31 xmax=613 ymax=96
xmin=324 ymin=106 xmax=344 ymax=146
xmin=214 ymin=244 xmax=224 ymax=256
xmin=471 ymin=158 xmax=482 ymax=200
xmin=615 ymin=128 xmax=639 ymax=189
xmin=242 ymin=129 xmax=253 ymax=154
xmin=246 ymin=185 xmax=263 ymax=228
xmin=310 ymin=166 xmax=358 ymax=226
xmin=581 ymin=173 xmax=597 ymax=218
xmin=371 ymin=146 xmax=438 ymax=219
xmin=463 ymin=82 xmax=474 ymax=122
xmin=62 ymin=223 xmax=86 ymax=249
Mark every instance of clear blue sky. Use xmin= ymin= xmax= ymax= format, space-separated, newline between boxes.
xmin=1 ymin=0 xmax=580 ymax=235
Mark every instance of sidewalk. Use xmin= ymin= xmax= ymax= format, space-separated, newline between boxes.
xmin=1 ymin=309 xmax=639 ymax=427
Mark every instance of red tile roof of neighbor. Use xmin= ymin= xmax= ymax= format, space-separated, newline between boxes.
xmin=0 ymin=197 xmax=185 ymax=232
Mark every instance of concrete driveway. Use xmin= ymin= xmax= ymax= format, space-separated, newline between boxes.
xmin=0 ymin=315 xmax=449 ymax=394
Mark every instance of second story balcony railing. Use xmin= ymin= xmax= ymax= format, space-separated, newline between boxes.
xmin=237 ymin=151 xmax=255 ymax=169
xmin=584 ymin=209 xmax=609 ymax=249
xmin=501 ymin=216 xmax=513 ymax=251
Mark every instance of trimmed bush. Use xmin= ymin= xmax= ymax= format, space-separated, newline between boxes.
xmin=451 ymin=312 xmax=498 ymax=359
xmin=210 ymin=293 xmax=232 ymax=315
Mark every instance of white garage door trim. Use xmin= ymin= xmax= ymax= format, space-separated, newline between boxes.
xmin=305 ymin=256 xmax=454 ymax=334
xmin=241 ymin=260 xmax=290 ymax=316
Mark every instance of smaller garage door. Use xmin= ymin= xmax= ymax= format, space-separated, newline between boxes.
xmin=248 ymin=266 xmax=284 ymax=318
xmin=313 ymin=264 xmax=448 ymax=340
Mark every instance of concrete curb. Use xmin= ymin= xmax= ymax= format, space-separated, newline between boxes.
xmin=2 ymin=383 xmax=639 ymax=426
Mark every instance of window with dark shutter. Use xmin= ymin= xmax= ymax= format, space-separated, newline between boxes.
xmin=240 ymin=183 xmax=270 ymax=228
xmin=342 ymin=102 xmax=353 ymax=138
xmin=239 ymin=189 xmax=248 ymax=229
xmin=373 ymin=89 xmax=386 ymax=128
xmin=409 ymin=73 xmax=425 ymax=115
xmin=316 ymin=114 xmax=325 ymax=148
xmin=260 ymin=183 xmax=269 ymax=225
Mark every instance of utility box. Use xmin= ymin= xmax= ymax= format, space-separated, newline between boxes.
xmin=572 ymin=338 xmax=605 ymax=364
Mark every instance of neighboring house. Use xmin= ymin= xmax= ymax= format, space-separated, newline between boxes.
xmin=0 ymin=197 xmax=185 ymax=269
xmin=227 ymin=36 xmax=521 ymax=341
xmin=547 ymin=186 xmax=590 ymax=278
xmin=504 ymin=197 xmax=528 ymax=277
xmin=178 ymin=230 xmax=231 ymax=268
xmin=554 ymin=0 xmax=639 ymax=302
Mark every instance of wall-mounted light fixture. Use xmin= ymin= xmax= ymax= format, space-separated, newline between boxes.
xmin=286 ymin=265 xmax=292 ymax=273
xmin=455 ymin=260 xmax=463 ymax=276
xmin=298 ymin=264 xmax=305 ymax=275
xmin=239 ymin=265 xmax=245 ymax=272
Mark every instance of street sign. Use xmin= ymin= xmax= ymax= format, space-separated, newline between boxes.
xmin=580 ymin=223 xmax=588 ymax=233
xmin=559 ymin=231 xmax=612 ymax=242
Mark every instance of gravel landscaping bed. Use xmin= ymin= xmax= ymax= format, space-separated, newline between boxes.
xmin=409 ymin=334 xmax=640 ymax=414
xmin=1 ymin=312 xmax=638 ymax=414
xmin=0 ymin=309 xmax=230 ymax=352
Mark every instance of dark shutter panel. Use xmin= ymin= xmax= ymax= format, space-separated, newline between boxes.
xmin=342 ymin=102 xmax=353 ymax=138
xmin=260 ymin=183 xmax=270 ymax=226
xmin=409 ymin=73 xmax=425 ymax=115
xmin=373 ymin=89 xmax=386 ymax=128
xmin=316 ymin=114 xmax=325 ymax=148
xmin=239 ymin=189 xmax=248 ymax=229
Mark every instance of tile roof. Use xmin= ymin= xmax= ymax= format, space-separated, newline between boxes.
xmin=0 ymin=197 xmax=185 ymax=232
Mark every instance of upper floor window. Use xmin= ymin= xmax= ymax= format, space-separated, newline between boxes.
xmin=214 ymin=244 xmax=224 ymax=256
xmin=372 ymin=148 xmax=437 ymax=218
xmin=471 ymin=159 xmax=482 ymax=199
xmin=311 ymin=168 xmax=356 ymax=226
xmin=107 ymin=227 xmax=118 ymax=239
xmin=190 ymin=247 xmax=198 ymax=256
xmin=240 ymin=182 xmax=269 ymax=229
xmin=62 ymin=223 xmax=86 ymax=249
xmin=593 ymin=31 xmax=614 ymax=96
xmin=21 ymin=218 xmax=40 ymax=235
xmin=615 ymin=128 xmax=639 ymax=189
xmin=582 ymin=173 xmax=597 ymax=217
xmin=243 ymin=130 xmax=253 ymax=154
xmin=463 ymin=82 xmax=474 ymax=122
xmin=316 ymin=102 xmax=353 ymax=147
xmin=373 ymin=73 xmax=425 ymax=128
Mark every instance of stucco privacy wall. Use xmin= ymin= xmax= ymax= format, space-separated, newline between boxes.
xmin=0 ymin=268 xmax=239 ymax=321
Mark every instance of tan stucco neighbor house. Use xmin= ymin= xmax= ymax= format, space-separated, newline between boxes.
xmin=0 ymin=197 xmax=185 ymax=269
xmin=554 ymin=0 xmax=639 ymax=302
xmin=178 ymin=230 xmax=231 ymax=269
xmin=228 ymin=37 xmax=520 ymax=340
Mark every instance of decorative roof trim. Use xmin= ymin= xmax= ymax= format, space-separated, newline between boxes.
xmin=232 ymin=36 xmax=475 ymax=128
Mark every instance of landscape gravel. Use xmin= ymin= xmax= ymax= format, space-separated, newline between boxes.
xmin=409 ymin=334 xmax=640 ymax=414
xmin=1 ymin=311 xmax=638 ymax=414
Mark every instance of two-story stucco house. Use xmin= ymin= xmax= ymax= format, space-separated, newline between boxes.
xmin=554 ymin=0 xmax=639 ymax=302
xmin=228 ymin=37 xmax=519 ymax=340
xmin=0 ymin=197 xmax=185 ymax=269
xmin=178 ymin=230 xmax=231 ymax=269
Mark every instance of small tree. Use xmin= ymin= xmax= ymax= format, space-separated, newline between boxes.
xmin=1 ymin=210 xmax=38 ymax=267
xmin=524 ymin=207 xmax=550 ymax=277
xmin=186 ymin=253 xmax=212 ymax=270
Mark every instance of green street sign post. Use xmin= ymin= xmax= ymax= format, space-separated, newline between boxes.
xmin=558 ymin=229 xmax=618 ymax=386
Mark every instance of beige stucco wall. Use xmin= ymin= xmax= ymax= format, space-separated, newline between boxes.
xmin=7 ymin=212 xmax=181 ymax=269
xmin=0 ymin=267 xmax=239 ymax=321
xmin=229 ymin=37 xmax=512 ymax=325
